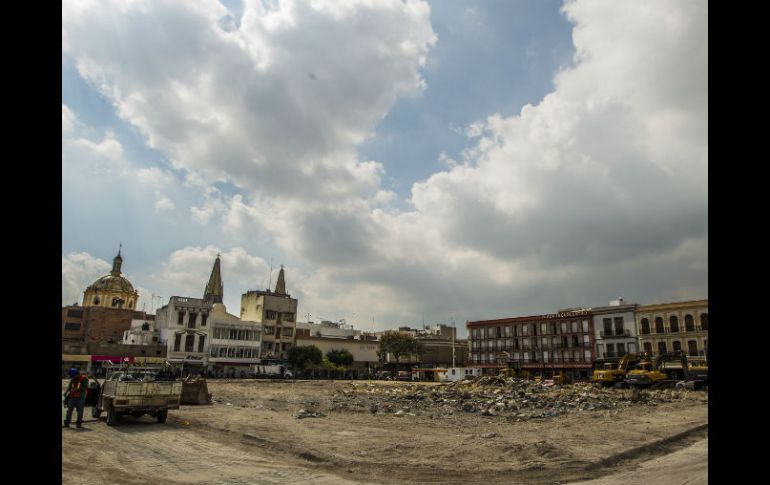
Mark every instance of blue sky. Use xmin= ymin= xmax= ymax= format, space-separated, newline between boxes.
xmin=62 ymin=0 xmax=708 ymax=337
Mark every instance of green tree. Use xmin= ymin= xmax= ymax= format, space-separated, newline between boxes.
xmin=287 ymin=345 xmax=323 ymax=369
xmin=378 ymin=331 xmax=424 ymax=372
xmin=326 ymin=349 xmax=354 ymax=367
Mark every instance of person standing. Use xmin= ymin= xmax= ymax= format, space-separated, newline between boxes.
xmin=63 ymin=368 xmax=89 ymax=428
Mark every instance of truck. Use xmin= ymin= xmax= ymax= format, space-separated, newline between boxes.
xmin=92 ymin=368 xmax=183 ymax=426
xmin=592 ymin=352 xmax=650 ymax=387
xmin=250 ymin=364 xmax=293 ymax=379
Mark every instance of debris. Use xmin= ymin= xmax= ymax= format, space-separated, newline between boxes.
xmin=480 ymin=432 xmax=497 ymax=438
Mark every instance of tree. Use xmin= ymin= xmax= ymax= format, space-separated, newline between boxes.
xmin=326 ymin=349 xmax=354 ymax=367
xmin=287 ymin=345 xmax=322 ymax=369
xmin=378 ymin=331 xmax=424 ymax=372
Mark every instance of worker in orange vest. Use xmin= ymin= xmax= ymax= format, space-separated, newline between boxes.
xmin=63 ymin=368 xmax=89 ymax=429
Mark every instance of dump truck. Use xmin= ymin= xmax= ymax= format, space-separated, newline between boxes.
xmin=92 ymin=368 xmax=183 ymax=425
xmin=592 ymin=352 xmax=649 ymax=387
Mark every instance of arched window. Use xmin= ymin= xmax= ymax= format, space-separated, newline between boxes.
xmin=700 ymin=313 xmax=708 ymax=331
xmin=641 ymin=318 xmax=650 ymax=334
xmin=687 ymin=340 xmax=698 ymax=356
xmin=673 ymin=341 xmax=682 ymax=352
xmin=655 ymin=317 xmax=664 ymax=334
xmin=643 ymin=342 xmax=652 ymax=353
xmin=93 ymin=296 xmax=100 ymax=305
xmin=669 ymin=315 xmax=679 ymax=333
xmin=685 ymin=314 xmax=695 ymax=332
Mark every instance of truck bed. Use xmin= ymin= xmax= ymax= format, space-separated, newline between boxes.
xmin=102 ymin=381 xmax=183 ymax=409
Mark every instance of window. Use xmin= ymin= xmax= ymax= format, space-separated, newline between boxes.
xmin=617 ymin=343 xmax=625 ymax=356
xmin=561 ymin=322 xmax=568 ymax=333
xmin=188 ymin=312 xmax=197 ymax=329
xmin=284 ymin=312 xmax=295 ymax=322
xmin=597 ymin=343 xmax=604 ymax=357
xmin=571 ymin=321 xmax=578 ymax=333
xmin=185 ymin=335 xmax=195 ymax=352
xmin=496 ymin=326 xmax=502 ymax=338
xmin=201 ymin=314 xmax=208 ymax=327
xmin=641 ymin=318 xmax=650 ymax=334
xmin=541 ymin=337 xmax=549 ymax=349
xmin=582 ymin=320 xmax=589 ymax=332
xmin=673 ymin=341 xmax=682 ymax=352
xmin=174 ymin=334 xmax=181 ymax=352
xmin=67 ymin=309 xmax=84 ymax=318
xmin=541 ymin=323 xmax=548 ymax=335
xmin=700 ymin=313 xmax=708 ymax=331
xmin=551 ymin=322 xmax=559 ymax=334
xmin=669 ymin=315 xmax=679 ymax=333
xmin=561 ymin=336 xmax=568 ymax=348
xmin=572 ymin=335 xmax=579 ymax=347
xmin=198 ymin=336 xmax=206 ymax=353
xmin=152 ymin=336 xmax=158 ymax=342
xmin=643 ymin=342 xmax=652 ymax=353
xmin=282 ymin=328 xmax=293 ymax=337
xmin=178 ymin=311 xmax=185 ymax=325
xmin=687 ymin=340 xmax=698 ymax=356
xmin=583 ymin=334 xmax=590 ymax=344
xmin=266 ymin=310 xmax=277 ymax=320
xmin=93 ymin=296 xmax=100 ymax=305
xmin=684 ymin=314 xmax=695 ymax=332
xmin=64 ymin=322 xmax=81 ymax=331
xmin=522 ymin=325 xmax=529 ymax=336
xmin=657 ymin=341 xmax=667 ymax=355
xmin=584 ymin=350 xmax=592 ymax=361
xmin=264 ymin=326 xmax=274 ymax=336
xmin=606 ymin=343 xmax=615 ymax=356
xmin=613 ymin=317 xmax=623 ymax=335
xmin=603 ymin=318 xmax=613 ymax=336
xmin=655 ymin=317 xmax=664 ymax=334
xmin=505 ymin=326 xmax=511 ymax=337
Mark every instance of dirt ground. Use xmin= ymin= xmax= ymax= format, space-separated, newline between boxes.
xmin=62 ymin=379 xmax=707 ymax=485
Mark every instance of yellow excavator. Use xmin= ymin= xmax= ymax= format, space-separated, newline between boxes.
xmin=592 ymin=352 xmax=650 ymax=387
xmin=623 ymin=351 xmax=689 ymax=389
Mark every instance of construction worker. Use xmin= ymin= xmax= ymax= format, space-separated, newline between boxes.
xmin=63 ymin=368 xmax=89 ymax=429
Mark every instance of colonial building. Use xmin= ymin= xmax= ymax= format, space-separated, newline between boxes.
xmin=82 ymin=247 xmax=140 ymax=310
xmin=155 ymin=295 xmax=212 ymax=371
xmin=208 ymin=302 xmax=262 ymax=377
xmin=635 ymin=299 xmax=708 ymax=357
xmin=591 ymin=298 xmax=639 ymax=360
xmin=240 ymin=266 xmax=298 ymax=360
xmin=467 ymin=310 xmax=595 ymax=379
xmin=62 ymin=248 xmax=146 ymax=344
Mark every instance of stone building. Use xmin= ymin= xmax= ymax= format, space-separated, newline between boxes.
xmin=240 ymin=266 xmax=298 ymax=360
xmin=635 ymin=299 xmax=708 ymax=357
xmin=81 ymin=248 xmax=140 ymax=311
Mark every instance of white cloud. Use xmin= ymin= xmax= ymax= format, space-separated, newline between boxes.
xmin=62 ymin=104 xmax=76 ymax=134
xmin=62 ymin=252 xmax=111 ymax=305
xmin=154 ymin=196 xmax=176 ymax=212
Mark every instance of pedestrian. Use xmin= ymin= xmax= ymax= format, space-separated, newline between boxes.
xmin=63 ymin=368 xmax=89 ymax=429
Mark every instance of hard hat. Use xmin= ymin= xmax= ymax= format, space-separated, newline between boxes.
xmin=69 ymin=368 xmax=79 ymax=377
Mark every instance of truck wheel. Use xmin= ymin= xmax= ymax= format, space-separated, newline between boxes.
xmin=156 ymin=409 xmax=168 ymax=424
xmin=107 ymin=406 xmax=118 ymax=426
xmin=92 ymin=407 xmax=102 ymax=419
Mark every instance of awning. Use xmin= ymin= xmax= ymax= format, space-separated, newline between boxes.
xmin=62 ymin=354 xmax=91 ymax=362
xmin=134 ymin=357 xmax=167 ymax=364
xmin=91 ymin=355 xmax=135 ymax=363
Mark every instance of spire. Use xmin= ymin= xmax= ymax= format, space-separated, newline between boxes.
xmin=111 ymin=244 xmax=123 ymax=276
xmin=274 ymin=265 xmax=286 ymax=295
xmin=204 ymin=253 xmax=224 ymax=303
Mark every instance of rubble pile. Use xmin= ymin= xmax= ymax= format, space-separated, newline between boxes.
xmin=328 ymin=377 xmax=703 ymax=421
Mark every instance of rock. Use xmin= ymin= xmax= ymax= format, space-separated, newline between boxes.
xmin=480 ymin=432 xmax=497 ymax=438
xmin=395 ymin=410 xmax=405 ymax=417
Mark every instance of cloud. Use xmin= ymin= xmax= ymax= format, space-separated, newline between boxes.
xmin=154 ymin=196 xmax=176 ymax=212
xmin=62 ymin=252 xmax=111 ymax=305
xmin=62 ymin=0 xmax=437 ymax=202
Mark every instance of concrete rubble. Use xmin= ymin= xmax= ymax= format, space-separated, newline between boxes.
xmin=329 ymin=376 xmax=706 ymax=421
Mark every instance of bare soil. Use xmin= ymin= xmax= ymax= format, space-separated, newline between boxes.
xmin=62 ymin=379 xmax=707 ymax=485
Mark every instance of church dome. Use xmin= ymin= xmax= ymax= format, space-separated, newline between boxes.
xmin=87 ymin=274 xmax=135 ymax=293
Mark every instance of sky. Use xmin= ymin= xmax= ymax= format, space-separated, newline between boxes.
xmin=62 ymin=0 xmax=708 ymax=338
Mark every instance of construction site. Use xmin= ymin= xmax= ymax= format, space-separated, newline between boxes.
xmin=61 ymin=374 xmax=707 ymax=485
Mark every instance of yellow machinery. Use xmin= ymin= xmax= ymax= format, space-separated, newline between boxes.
xmin=551 ymin=371 xmax=572 ymax=385
xmin=592 ymin=353 xmax=649 ymax=387
xmin=623 ymin=351 xmax=688 ymax=388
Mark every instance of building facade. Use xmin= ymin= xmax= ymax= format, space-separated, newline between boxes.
xmin=467 ymin=310 xmax=595 ymax=379
xmin=155 ymin=296 xmax=213 ymax=370
xmin=591 ymin=298 xmax=639 ymax=360
xmin=240 ymin=266 xmax=298 ymax=360
xmin=635 ymin=299 xmax=708 ymax=357
xmin=208 ymin=303 xmax=262 ymax=377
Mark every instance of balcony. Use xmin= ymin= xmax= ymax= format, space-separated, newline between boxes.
xmin=600 ymin=330 xmax=631 ymax=338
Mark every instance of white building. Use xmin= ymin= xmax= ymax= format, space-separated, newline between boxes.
xmin=208 ymin=303 xmax=262 ymax=377
xmin=155 ymin=296 xmax=212 ymax=371
xmin=592 ymin=298 xmax=639 ymax=360
xmin=122 ymin=317 xmax=160 ymax=346
xmin=297 ymin=320 xmax=361 ymax=339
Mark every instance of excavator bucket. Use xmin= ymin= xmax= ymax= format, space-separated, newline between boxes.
xmin=180 ymin=377 xmax=212 ymax=405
